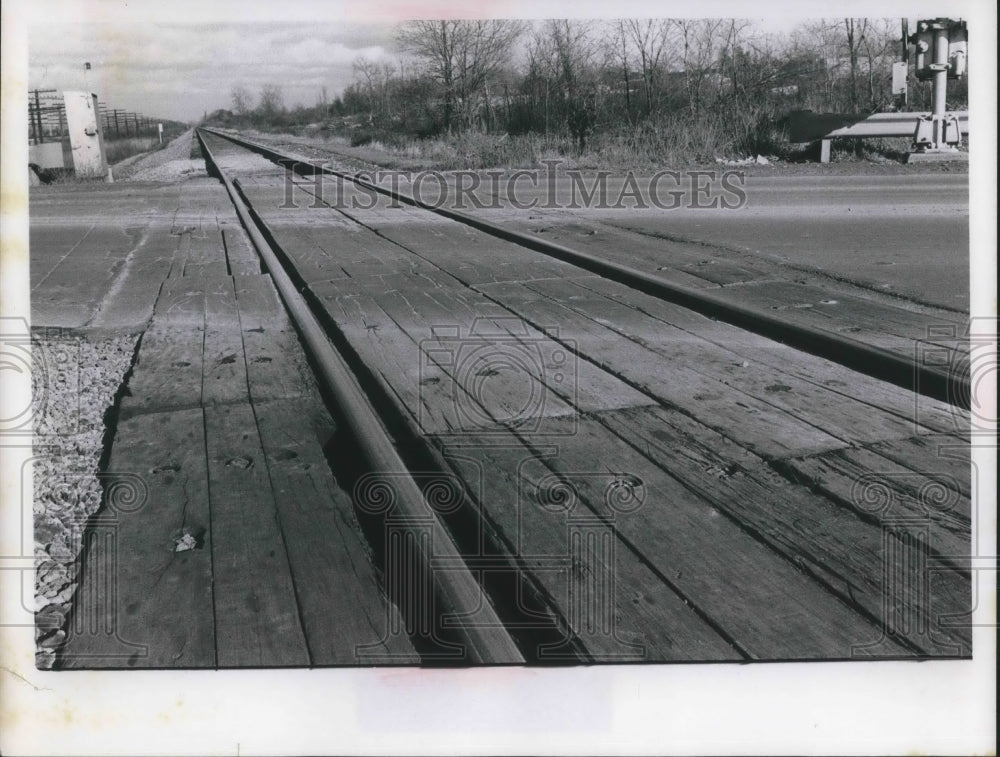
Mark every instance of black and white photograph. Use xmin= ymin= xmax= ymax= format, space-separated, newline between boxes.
xmin=1 ymin=0 xmax=995 ymax=753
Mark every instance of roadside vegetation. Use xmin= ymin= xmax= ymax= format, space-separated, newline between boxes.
xmin=204 ymin=18 xmax=969 ymax=170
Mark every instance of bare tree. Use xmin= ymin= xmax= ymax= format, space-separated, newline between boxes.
xmin=258 ymin=84 xmax=284 ymax=117
xmin=397 ymin=20 xmax=525 ymax=132
xmin=528 ymin=20 xmax=601 ymax=152
xmin=353 ymin=56 xmax=397 ymax=126
xmin=231 ymin=84 xmax=252 ymax=116
xmin=624 ymin=19 xmax=674 ymax=112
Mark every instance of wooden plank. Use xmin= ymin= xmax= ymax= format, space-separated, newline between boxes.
xmin=311 ymin=277 xmax=466 ymax=435
xmin=152 ymin=275 xmax=206 ymax=326
xmin=571 ymin=274 xmax=969 ymax=439
xmin=167 ymin=231 xmax=192 ymax=279
xmin=204 ymin=402 xmax=309 ymax=666
xmin=220 ymin=225 xmax=261 ymax=275
xmin=777 ymin=446 xmax=972 ymax=555
xmin=241 ymin=325 xmax=315 ymax=403
xmin=60 ymin=407 xmax=215 ymax=668
xmin=378 ymin=270 xmax=653 ymax=415
xmin=477 ymin=279 xmax=842 ymax=459
xmin=724 ymin=280 xmax=968 ymax=351
xmin=231 ymin=274 xmax=315 ymax=402
xmin=520 ymin=276 xmax=930 ymax=449
xmin=363 ymin=277 xmax=579 ymax=429
xmin=512 ymin=414 xmax=908 ymax=659
xmin=182 ymin=230 xmax=227 ymax=269
xmin=370 ymin=218 xmax=580 ymax=286
xmin=866 ymin=436 xmax=971 ymax=499
xmin=438 ymin=440 xmax=742 ymax=661
xmin=121 ymin=322 xmax=204 ymax=419
xmin=184 ymin=261 xmax=230 ymax=279
xmin=254 ymin=398 xmax=420 ymax=664
xmin=232 ymin=273 xmax=283 ymax=331
xmin=516 ymin=221 xmax=762 ymax=288
xmin=88 ymin=230 xmax=177 ymax=331
xmin=596 ymin=404 xmax=971 ymax=656
xmin=304 ymin=282 xmax=741 ymax=659
xmin=202 ymin=276 xmax=249 ymax=406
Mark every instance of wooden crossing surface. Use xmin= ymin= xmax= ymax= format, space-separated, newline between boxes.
xmin=54 ymin=138 xmax=972 ymax=666
xmin=224 ymin=172 xmax=972 ymax=660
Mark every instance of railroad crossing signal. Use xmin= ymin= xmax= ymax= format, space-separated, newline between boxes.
xmin=907 ymin=18 xmax=966 ymax=157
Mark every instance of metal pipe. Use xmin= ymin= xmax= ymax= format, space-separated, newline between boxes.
xmin=196 ymin=130 xmax=525 ymax=664
xmin=932 ymin=23 xmax=950 ymax=146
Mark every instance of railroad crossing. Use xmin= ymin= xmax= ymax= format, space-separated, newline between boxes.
xmin=26 ymin=127 xmax=975 ymax=668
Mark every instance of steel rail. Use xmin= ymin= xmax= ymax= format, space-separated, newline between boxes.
xmin=199 ymin=127 xmax=971 ymax=410
xmin=196 ymin=130 xmax=525 ymax=664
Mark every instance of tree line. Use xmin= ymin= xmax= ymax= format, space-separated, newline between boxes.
xmin=216 ymin=18 xmax=968 ymax=161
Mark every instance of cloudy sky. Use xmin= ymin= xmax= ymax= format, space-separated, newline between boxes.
xmin=22 ymin=0 xmax=940 ymax=123
xmin=29 ymin=21 xmax=397 ymax=123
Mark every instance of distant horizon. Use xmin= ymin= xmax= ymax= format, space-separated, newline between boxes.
xmin=29 ymin=14 xmax=917 ymax=123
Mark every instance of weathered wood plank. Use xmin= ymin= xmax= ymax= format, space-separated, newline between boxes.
xmin=362 ymin=276 xmax=580 ymax=429
xmin=120 ymin=322 xmax=204 ymax=419
xmin=220 ymin=224 xmax=260 ymax=275
xmin=723 ymin=280 xmax=968 ymax=354
xmin=570 ymin=274 xmax=969 ymax=439
xmin=230 ymin=274 xmax=314 ymax=402
xmin=184 ymin=261 xmax=231 ymax=279
xmin=865 ymin=436 xmax=971 ymax=499
xmin=777 ymin=445 xmax=972 ymax=553
xmin=306 ymin=277 xmax=741 ymax=659
xmin=438 ymin=440 xmax=742 ymax=661
xmin=202 ymin=276 xmax=249 ymax=406
xmin=152 ymin=275 xmax=206 ymax=326
xmin=596 ymin=404 xmax=971 ymax=656
xmin=89 ymin=231 xmax=177 ymax=331
xmin=204 ymin=402 xmax=309 ymax=667
xmin=254 ymin=398 xmax=420 ymax=664
xmin=377 ymin=270 xmax=653 ymax=415
xmin=310 ymin=278 xmax=465 ymax=435
xmin=182 ymin=230 xmax=227 ymax=270
xmin=519 ymin=276 xmax=928 ymax=448
xmin=477 ymin=279 xmax=841 ymax=459
xmin=516 ymin=220 xmax=753 ymax=288
xmin=61 ymin=407 xmax=215 ymax=668
xmin=232 ymin=273 xmax=284 ymax=331
xmin=515 ymin=414 xmax=907 ymax=659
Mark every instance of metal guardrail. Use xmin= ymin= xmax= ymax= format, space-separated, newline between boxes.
xmin=787 ymin=110 xmax=970 ymax=142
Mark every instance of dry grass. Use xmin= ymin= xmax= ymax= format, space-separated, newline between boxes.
xmin=104 ymin=136 xmax=164 ymax=165
xmin=348 ymin=109 xmax=797 ymax=171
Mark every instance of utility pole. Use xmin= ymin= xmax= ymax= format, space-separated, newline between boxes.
xmin=28 ymin=88 xmax=57 ymax=144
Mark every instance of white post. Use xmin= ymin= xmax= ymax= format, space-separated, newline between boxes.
xmin=158 ymin=123 xmax=163 ymax=144
xmin=64 ymin=91 xmax=110 ymax=180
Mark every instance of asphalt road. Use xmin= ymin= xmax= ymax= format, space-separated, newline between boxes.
xmin=460 ymin=172 xmax=971 ymax=312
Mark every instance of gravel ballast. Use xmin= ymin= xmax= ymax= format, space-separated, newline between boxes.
xmin=33 ymin=330 xmax=138 ymax=668
xmin=115 ymin=128 xmax=208 ymax=182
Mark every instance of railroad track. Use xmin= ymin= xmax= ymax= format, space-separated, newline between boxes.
xmin=181 ymin=128 xmax=972 ymax=663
